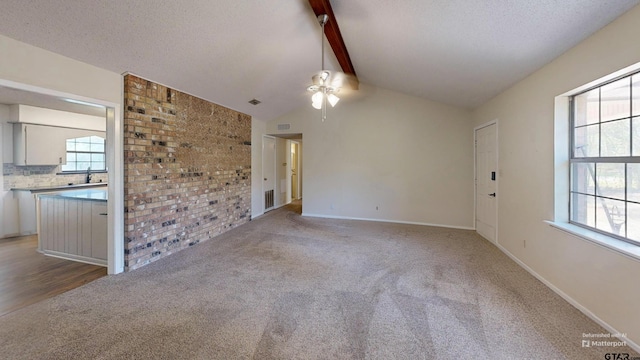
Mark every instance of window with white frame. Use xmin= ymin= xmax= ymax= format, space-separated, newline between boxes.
xmin=570 ymin=72 xmax=640 ymax=244
xmin=60 ymin=135 xmax=106 ymax=172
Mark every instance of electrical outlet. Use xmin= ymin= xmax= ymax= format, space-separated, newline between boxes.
xmin=376 ymin=206 xmax=379 ymax=210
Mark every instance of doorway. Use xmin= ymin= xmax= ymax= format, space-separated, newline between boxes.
xmin=475 ymin=121 xmax=498 ymax=243
xmin=290 ymin=140 xmax=301 ymax=200
xmin=0 ymin=80 xmax=123 ymax=274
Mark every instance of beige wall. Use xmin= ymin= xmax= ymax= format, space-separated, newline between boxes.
xmin=0 ymin=35 xmax=121 ymax=104
xmin=267 ymin=84 xmax=474 ymax=229
xmin=472 ymin=5 xmax=640 ymax=348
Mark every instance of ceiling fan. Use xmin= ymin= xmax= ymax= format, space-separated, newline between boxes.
xmin=306 ymin=0 xmax=358 ymax=121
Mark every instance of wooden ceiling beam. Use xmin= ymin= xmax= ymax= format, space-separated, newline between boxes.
xmin=308 ymin=0 xmax=358 ymax=85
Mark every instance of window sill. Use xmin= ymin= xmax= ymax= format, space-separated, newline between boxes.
xmin=545 ymin=220 xmax=640 ymax=261
xmin=56 ymin=170 xmax=108 ymax=175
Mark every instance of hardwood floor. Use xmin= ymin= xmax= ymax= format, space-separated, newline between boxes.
xmin=0 ymin=235 xmax=106 ymax=317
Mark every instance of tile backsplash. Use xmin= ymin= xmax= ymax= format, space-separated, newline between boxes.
xmin=3 ymin=163 xmax=108 ymax=190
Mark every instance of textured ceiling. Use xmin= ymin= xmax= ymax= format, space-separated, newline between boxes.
xmin=0 ymin=0 xmax=638 ymax=122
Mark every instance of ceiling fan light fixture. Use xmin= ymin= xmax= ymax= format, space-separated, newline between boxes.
xmin=307 ymin=13 xmax=341 ymax=120
xmin=327 ymin=93 xmax=339 ymax=107
xmin=312 ymin=91 xmax=324 ymax=104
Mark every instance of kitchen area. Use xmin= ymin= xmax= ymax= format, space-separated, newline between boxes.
xmin=0 ymin=86 xmax=109 ymax=315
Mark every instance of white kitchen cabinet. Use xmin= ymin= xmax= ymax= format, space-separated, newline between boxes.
xmin=91 ymin=202 xmax=108 ymax=260
xmin=38 ymin=192 xmax=107 ymax=266
xmin=14 ymin=190 xmax=37 ymax=235
xmin=13 ymin=124 xmax=66 ymax=165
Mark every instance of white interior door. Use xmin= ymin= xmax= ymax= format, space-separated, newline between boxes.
xmin=475 ymin=123 xmax=497 ymax=243
xmin=262 ymin=135 xmax=276 ymax=211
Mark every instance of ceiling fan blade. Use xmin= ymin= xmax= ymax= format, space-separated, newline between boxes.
xmin=328 ymin=71 xmax=358 ymax=91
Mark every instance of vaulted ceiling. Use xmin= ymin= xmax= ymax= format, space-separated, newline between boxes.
xmin=0 ymin=0 xmax=638 ymax=122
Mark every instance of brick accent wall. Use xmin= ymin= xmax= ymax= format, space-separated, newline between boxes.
xmin=123 ymin=75 xmax=251 ymax=271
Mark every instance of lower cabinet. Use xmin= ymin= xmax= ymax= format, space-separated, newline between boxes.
xmin=38 ymin=197 xmax=107 ymax=266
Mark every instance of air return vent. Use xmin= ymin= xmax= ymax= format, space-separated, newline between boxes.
xmin=277 ymin=124 xmax=291 ymax=131
xmin=265 ymin=190 xmax=274 ymax=209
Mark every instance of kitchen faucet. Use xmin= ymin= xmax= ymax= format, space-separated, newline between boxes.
xmin=85 ymin=167 xmax=92 ymax=184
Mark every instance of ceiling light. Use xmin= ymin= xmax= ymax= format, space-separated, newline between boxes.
xmin=327 ymin=93 xmax=339 ymax=107
xmin=307 ymin=14 xmax=340 ymax=122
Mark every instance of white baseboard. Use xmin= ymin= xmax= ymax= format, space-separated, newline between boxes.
xmin=252 ymin=202 xmax=289 ymax=220
xmin=42 ymin=250 xmax=107 ymax=267
xmin=493 ymin=241 xmax=640 ymax=354
xmin=301 ymin=212 xmax=475 ymax=231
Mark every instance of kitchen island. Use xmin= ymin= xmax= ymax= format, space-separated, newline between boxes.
xmin=37 ymin=188 xmax=107 ymax=266
xmin=11 ymin=183 xmax=107 ymax=236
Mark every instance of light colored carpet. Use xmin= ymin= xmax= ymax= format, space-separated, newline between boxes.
xmin=0 ymin=202 xmax=636 ymax=359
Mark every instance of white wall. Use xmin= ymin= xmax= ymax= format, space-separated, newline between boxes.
xmin=0 ymin=34 xmax=123 ymax=273
xmin=10 ymin=104 xmax=106 ymax=131
xmin=472 ymin=5 xmax=640 ymax=349
xmin=251 ymin=118 xmax=266 ymax=218
xmin=267 ymin=84 xmax=474 ymax=229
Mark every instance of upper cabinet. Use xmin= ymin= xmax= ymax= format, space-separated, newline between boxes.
xmin=9 ymin=104 xmax=107 ymax=166
xmin=13 ymin=123 xmax=66 ymax=165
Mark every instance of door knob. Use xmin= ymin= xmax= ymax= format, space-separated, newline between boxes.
xmin=489 ymin=193 xmax=496 ymax=197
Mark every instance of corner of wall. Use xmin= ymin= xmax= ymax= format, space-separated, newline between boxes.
xmin=251 ymin=119 xmax=266 ymax=218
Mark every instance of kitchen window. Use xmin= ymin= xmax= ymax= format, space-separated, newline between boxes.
xmin=569 ymin=72 xmax=640 ymax=244
xmin=61 ymin=135 xmax=106 ymax=172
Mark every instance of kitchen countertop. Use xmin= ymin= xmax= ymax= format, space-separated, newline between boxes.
xmin=11 ymin=182 xmax=107 ymax=193
xmin=37 ymin=188 xmax=108 ymax=202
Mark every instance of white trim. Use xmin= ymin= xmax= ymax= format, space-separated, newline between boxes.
xmin=492 ymin=240 xmax=640 ymax=354
xmin=251 ymin=211 xmax=264 ymax=220
xmin=290 ymin=140 xmax=301 ymax=201
xmin=473 ymin=119 xmax=499 ymax=243
xmin=301 ymin=213 xmax=475 ymax=230
xmin=251 ymin=202 xmax=288 ymax=220
xmin=285 ymin=140 xmax=292 ymax=204
xmin=106 ymin=99 xmax=125 ymax=275
xmin=262 ymin=135 xmax=276 ymax=212
xmin=0 ymin=78 xmax=125 ymax=275
xmin=42 ymin=250 xmax=107 ymax=267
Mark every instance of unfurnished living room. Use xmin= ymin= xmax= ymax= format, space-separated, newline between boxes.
xmin=1 ymin=1 xmax=640 ymax=359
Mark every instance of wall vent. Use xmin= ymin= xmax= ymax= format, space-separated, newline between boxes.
xmin=265 ymin=190 xmax=274 ymax=210
xmin=277 ymin=124 xmax=291 ymax=131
